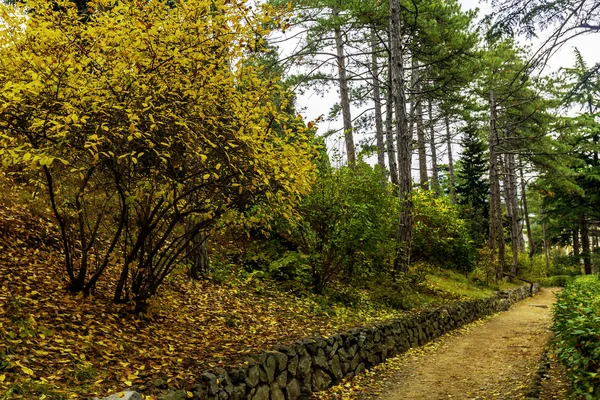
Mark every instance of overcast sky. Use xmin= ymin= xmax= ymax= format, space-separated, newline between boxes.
xmin=288 ymin=0 xmax=599 ymax=167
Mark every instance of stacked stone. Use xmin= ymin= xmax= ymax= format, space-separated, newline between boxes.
xmin=99 ymin=284 xmax=539 ymax=400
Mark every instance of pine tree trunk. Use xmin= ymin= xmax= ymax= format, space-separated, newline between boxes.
xmin=520 ymin=167 xmax=535 ymax=259
xmin=511 ymin=156 xmax=525 ymax=251
xmin=371 ymin=27 xmax=386 ymax=173
xmin=580 ymin=213 xmax=592 ymax=274
xmin=412 ymin=59 xmax=428 ymax=190
xmin=428 ymin=99 xmax=440 ymax=197
xmin=385 ymin=68 xmax=399 ymax=186
xmin=389 ymin=1 xmax=413 ymax=274
xmin=333 ymin=16 xmax=355 ymax=166
xmin=489 ymin=89 xmax=505 ymax=279
xmin=542 ymin=211 xmax=550 ymax=274
xmin=502 ymin=153 xmax=519 ymax=276
xmin=445 ymin=115 xmax=456 ymax=204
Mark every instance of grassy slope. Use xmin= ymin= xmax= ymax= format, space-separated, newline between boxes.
xmin=0 ymin=177 xmax=518 ymax=399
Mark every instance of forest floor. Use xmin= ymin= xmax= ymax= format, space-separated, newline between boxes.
xmin=0 ymin=176 xmax=520 ymax=399
xmin=315 ymin=288 xmax=565 ymax=400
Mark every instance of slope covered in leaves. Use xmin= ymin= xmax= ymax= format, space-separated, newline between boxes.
xmin=0 ymin=176 xmax=518 ymax=399
xmin=0 ymin=181 xmax=401 ymax=399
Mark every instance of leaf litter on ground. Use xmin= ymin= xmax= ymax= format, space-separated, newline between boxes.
xmin=0 ymin=183 xmax=402 ymax=399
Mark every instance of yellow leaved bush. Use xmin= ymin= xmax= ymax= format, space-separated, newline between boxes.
xmin=0 ymin=0 xmax=316 ymax=311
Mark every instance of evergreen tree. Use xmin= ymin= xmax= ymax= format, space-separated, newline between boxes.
xmin=456 ymin=124 xmax=490 ymax=246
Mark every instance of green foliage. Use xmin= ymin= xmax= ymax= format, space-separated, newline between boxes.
xmin=553 ymin=276 xmax=600 ymax=398
xmin=294 ymin=162 xmax=398 ymax=291
xmin=455 ymin=124 xmax=489 ymax=246
xmin=517 ymin=253 xmax=548 ymax=280
xmin=471 ymin=248 xmax=499 ymax=284
xmin=367 ymin=274 xmax=427 ymax=310
xmin=551 ymin=255 xmax=583 ymax=276
xmin=411 ymin=190 xmax=475 ymax=273
xmin=538 ymin=275 xmax=574 ymax=287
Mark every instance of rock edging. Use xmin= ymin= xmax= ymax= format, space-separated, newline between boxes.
xmin=524 ymin=339 xmax=552 ymax=399
xmin=96 ymin=284 xmax=540 ymax=400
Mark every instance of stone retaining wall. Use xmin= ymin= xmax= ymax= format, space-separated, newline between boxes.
xmin=101 ymin=284 xmax=539 ymax=400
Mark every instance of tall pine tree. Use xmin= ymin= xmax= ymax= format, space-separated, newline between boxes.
xmin=456 ymin=124 xmax=490 ymax=246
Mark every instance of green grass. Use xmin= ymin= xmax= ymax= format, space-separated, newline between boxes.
xmin=424 ymin=269 xmax=521 ymax=300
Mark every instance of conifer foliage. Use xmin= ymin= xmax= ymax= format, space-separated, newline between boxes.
xmin=456 ymin=125 xmax=490 ymax=246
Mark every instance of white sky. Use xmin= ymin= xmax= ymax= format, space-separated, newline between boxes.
xmin=287 ymin=0 xmax=600 ymax=170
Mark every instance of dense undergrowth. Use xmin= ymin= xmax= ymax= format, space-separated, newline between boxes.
xmin=0 ymin=175 xmax=520 ymax=399
xmin=553 ymin=275 xmax=600 ymax=399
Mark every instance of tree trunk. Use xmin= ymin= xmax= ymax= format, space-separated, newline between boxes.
xmin=333 ymin=17 xmax=355 ymax=166
xmin=412 ymin=59 xmax=428 ymax=190
xmin=520 ymin=167 xmax=535 ymax=259
xmin=511 ymin=156 xmax=525 ymax=251
xmin=573 ymin=227 xmax=580 ymax=258
xmin=542 ymin=211 xmax=550 ymax=275
xmin=187 ymin=233 xmax=210 ymax=280
xmin=488 ymin=89 xmax=505 ymax=279
xmin=580 ymin=213 xmax=592 ymax=274
xmin=371 ymin=27 xmax=386 ymax=173
xmin=389 ymin=1 xmax=413 ymax=274
xmin=502 ymin=153 xmax=519 ymax=276
xmin=385 ymin=68 xmax=399 ymax=186
xmin=428 ymin=99 xmax=440 ymax=197
xmin=445 ymin=115 xmax=456 ymax=204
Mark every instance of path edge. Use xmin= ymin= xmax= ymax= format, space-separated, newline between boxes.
xmin=93 ymin=284 xmax=540 ymax=400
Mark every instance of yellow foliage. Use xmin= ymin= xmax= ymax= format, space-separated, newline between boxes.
xmin=0 ymin=0 xmax=317 ymax=304
xmin=0 ymin=0 xmax=315 ymax=212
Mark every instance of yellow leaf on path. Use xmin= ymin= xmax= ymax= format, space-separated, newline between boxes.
xmin=186 ymin=392 xmax=193 ymax=399
xmin=0 ymin=374 xmax=5 ymax=382
xmin=20 ymin=365 xmax=34 ymax=376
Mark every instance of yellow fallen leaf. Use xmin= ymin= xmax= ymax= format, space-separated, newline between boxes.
xmin=186 ymin=392 xmax=193 ymax=399
xmin=0 ymin=374 xmax=5 ymax=382
xmin=20 ymin=365 xmax=34 ymax=376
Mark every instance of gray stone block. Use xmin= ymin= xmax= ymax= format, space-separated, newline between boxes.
xmin=99 ymin=392 xmax=142 ymax=400
xmin=311 ymin=369 xmax=331 ymax=392
xmin=246 ymin=365 xmax=260 ymax=388
xmin=252 ymin=385 xmax=269 ymax=400
xmin=285 ymin=379 xmax=301 ymax=400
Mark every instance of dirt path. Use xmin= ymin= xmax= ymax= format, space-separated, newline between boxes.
xmin=371 ymin=288 xmax=561 ymax=400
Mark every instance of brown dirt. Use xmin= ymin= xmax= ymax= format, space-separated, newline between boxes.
xmin=315 ymin=288 xmax=565 ymax=400
xmin=539 ymin=355 xmax=569 ymax=400
xmin=377 ymin=288 xmax=561 ymax=400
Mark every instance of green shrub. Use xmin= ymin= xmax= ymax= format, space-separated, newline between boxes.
xmin=539 ymin=275 xmax=574 ymax=287
xmin=518 ymin=253 xmax=548 ymax=280
xmin=471 ymin=247 xmax=498 ymax=284
xmin=411 ymin=190 xmax=476 ymax=274
xmin=551 ymin=255 xmax=582 ymax=276
xmin=292 ymin=162 xmax=398 ymax=291
xmin=553 ymin=275 xmax=600 ymax=398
